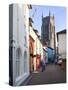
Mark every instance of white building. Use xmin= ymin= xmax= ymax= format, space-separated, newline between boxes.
xmin=29 ymin=26 xmax=44 ymax=72
xmin=57 ymin=29 xmax=66 ymax=59
xmin=9 ymin=4 xmax=31 ymax=86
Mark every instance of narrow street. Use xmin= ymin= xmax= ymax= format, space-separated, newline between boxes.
xmin=26 ymin=64 xmax=66 ymax=85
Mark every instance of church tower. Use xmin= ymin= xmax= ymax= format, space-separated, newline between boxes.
xmin=41 ymin=11 xmax=56 ymax=49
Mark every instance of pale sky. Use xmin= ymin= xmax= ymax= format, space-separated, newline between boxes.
xmin=29 ymin=5 xmax=66 ymax=35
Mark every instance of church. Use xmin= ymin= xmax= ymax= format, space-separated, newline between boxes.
xmin=41 ymin=11 xmax=56 ymax=50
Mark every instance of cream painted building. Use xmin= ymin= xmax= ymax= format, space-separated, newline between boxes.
xmin=9 ymin=4 xmax=30 ymax=86
xmin=29 ymin=26 xmax=44 ymax=71
xmin=57 ymin=29 xmax=66 ymax=59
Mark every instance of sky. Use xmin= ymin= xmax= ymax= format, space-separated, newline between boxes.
xmin=29 ymin=5 xmax=66 ymax=35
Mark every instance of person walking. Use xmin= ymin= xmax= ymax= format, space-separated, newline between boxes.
xmin=40 ymin=58 xmax=46 ymax=72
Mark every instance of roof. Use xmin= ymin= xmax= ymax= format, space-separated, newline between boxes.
xmin=42 ymin=16 xmax=50 ymax=22
xmin=42 ymin=16 xmax=54 ymax=21
xmin=29 ymin=17 xmax=33 ymax=27
xmin=43 ymin=48 xmax=48 ymax=52
xmin=43 ymin=16 xmax=50 ymax=19
xmin=57 ymin=29 xmax=66 ymax=35
xmin=57 ymin=29 xmax=66 ymax=41
xmin=28 ymin=5 xmax=32 ymax=9
xmin=29 ymin=17 xmax=33 ymax=23
xmin=33 ymin=28 xmax=42 ymax=42
xmin=48 ymin=47 xmax=55 ymax=50
xmin=33 ymin=29 xmax=38 ymax=33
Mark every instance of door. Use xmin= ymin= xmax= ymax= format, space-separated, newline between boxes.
xmin=29 ymin=36 xmax=34 ymax=73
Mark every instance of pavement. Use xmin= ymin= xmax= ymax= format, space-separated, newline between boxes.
xmin=21 ymin=64 xmax=66 ymax=86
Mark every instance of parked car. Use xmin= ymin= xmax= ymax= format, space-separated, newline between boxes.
xmin=57 ymin=55 xmax=62 ymax=64
xmin=57 ymin=59 xmax=63 ymax=64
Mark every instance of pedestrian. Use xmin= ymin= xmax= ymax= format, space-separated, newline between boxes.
xmin=40 ymin=58 xmax=46 ymax=72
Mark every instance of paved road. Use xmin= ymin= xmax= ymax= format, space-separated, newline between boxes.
xmin=27 ymin=64 xmax=66 ymax=85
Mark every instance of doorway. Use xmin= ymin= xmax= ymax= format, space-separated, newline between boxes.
xmin=29 ymin=36 xmax=34 ymax=73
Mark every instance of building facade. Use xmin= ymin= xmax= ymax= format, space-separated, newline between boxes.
xmin=29 ymin=25 xmax=44 ymax=72
xmin=9 ymin=4 xmax=30 ymax=86
xmin=41 ymin=12 xmax=56 ymax=49
xmin=57 ymin=29 xmax=66 ymax=60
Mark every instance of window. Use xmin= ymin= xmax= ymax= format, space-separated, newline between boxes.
xmin=24 ymin=36 xmax=27 ymax=47
xmin=9 ymin=46 xmax=13 ymax=85
xmin=24 ymin=51 xmax=27 ymax=73
xmin=16 ymin=48 xmax=22 ymax=78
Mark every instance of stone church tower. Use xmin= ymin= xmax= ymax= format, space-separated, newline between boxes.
xmin=41 ymin=11 xmax=56 ymax=49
